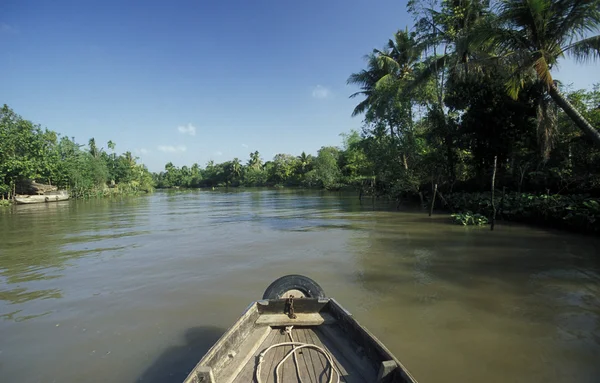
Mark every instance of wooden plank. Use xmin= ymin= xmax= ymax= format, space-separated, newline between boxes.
xmin=305 ymin=327 xmax=330 ymax=383
xmin=295 ymin=328 xmax=316 ymax=383
xmin=184 ymin=303 xmax=260 ymax=383
xmin=193 ymin=366 xmax=215 ymax=383
xmin=232 ymin=328 xmax=278 ymax=382
xmin=316 ymin=325 xmax=376 ymax=381
xmin=257 ymin=298 xmax=330 ymax=315
xmin=219 ymin=325 xmax=270 ymax=383
xmin=280 ymin=339 xmax=294 ymax=383
xmin=268 ymin=330 xmax=287 ymax=383
xmin=255 ymin=312 xmax=336 ymax=326
xmin=307 ymin=327 xmax=366 ymax=383
xmin=264 ymin=330 xmax=280 ymax=383
xmin=378 ymin=360 xmax=399 ymax=383
xmin=231 ymin=325 xmax=369 ymax=383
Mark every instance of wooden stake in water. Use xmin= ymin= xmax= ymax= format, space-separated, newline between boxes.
xmin=429 ymin=183 xmax=438 ymax=217
xmin=491 ymin=156 xmax=497 ymax=231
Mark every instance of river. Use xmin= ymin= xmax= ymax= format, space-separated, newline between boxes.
xmin=1 ymin=189 xmax=599 ymax=383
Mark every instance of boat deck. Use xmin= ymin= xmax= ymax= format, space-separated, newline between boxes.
xmin=233 ymin=325 xmax=377 ymax=383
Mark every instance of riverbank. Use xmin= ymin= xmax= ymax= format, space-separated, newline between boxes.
xmin=0 ymin=185 xmax=152 ymax=207
xmin=443 ymin=191 xmax=600 ymax=235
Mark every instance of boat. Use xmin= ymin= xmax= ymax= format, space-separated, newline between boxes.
xmin=184 ymin=275 xmax=417 ymax=383
xmin=15 ymin=191 xmax=69 ymax=204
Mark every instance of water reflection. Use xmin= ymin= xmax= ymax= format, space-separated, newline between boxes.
xmin=0 ymin=196 xmax=150 ymax=318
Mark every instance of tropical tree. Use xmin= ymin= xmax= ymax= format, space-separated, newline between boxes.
xmin=347 ymin=53 xmax=390 ymax=118
xmin=309 ymin=146 xmax=342 ymax=189
xmin=296 ymin=152 xmax=313 ymax=174
xmin=231 ymin=157 xmax=242 ymax=181
xmin=482 ymin=0 xmax=600 ymax=146
xmin=247 ymin=151 xmax=262 ymax=169
xmin=269 ymin=154 xmax=298 ymax=185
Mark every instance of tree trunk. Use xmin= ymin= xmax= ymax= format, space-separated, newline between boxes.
xmin=402 ymin=154 xmax=408 ymax=170
xmin=548 ymin=84 xmax=600 ymax=147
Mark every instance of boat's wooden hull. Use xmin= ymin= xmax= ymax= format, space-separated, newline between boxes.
xmin=184 ymin=297 xmax=417 ymax=383
xmin=15 ymin=193 xmax=69 ymax=204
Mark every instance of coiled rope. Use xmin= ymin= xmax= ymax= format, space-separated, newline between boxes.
xmin=255 ymin=326 xmax=341 ymax=383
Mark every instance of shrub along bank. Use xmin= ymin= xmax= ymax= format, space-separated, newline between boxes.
xmin=444 ymin=192 xmax=599 ymax=234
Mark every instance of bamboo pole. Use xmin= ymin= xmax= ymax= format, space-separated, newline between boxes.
xmin=429 ymin=183 xmax=437 ymax=217
xmin=491 ymin=156 xmax=497 ymax=231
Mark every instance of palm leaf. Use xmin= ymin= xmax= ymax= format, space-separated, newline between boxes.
xmin=563 ymin=34 xmax=600 ymax=62
xmin=403 ymin=55 xmax=448 ymax=95
xmin=553 ymin=0 xmax=600 ymax=40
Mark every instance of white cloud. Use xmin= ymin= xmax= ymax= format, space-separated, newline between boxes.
xmin=241 ymin=144 xmax=249 ymax=148
xmin=312 ymin=85 xmax=331 ymax=99
xmin=177 ymin=123 xmax=196 ymax=136
xmin=214 ymin=151 xmax=223 ymax=156
xmin=158 ymin=145 xmax=187 ymax=153
xmin=135 ymin=148 xmax=150 ymax=155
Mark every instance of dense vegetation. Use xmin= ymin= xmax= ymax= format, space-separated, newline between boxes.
xmin=155 ymin=0 xmax=600 ymax=233
xmin=0 ymin=105 xmax=153 ymax=202
xmin=153 ymin=143 xmax=361 ymax=190
xmin=3 ymin=0 xmax=600 ymax=233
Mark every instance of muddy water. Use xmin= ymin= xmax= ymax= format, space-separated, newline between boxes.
xmin=1 ymin=190 xmax=599 ymax=383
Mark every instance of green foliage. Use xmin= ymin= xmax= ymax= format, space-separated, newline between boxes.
xmin=451 ymin=211 xmax=489 ymax=226
xmin=0 ymin=105 xmax=154 ymax=201
xmin=445 ymin=192 xmax=600 ymax=233
xmin=343 ymin=0 xmax=599 ymax=207
xmin=310 ymin=147 xmax=342 ymax=189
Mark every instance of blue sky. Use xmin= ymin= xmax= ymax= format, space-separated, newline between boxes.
xmin=2 ymin=0 xmax=598 ymax=172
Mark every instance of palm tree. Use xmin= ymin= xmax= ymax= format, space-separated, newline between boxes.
xmin=88 ymin=138 xmax=100 ymax=158
xmin=348 ymin=53 xmax=390 ymax=118
xmin=348 ymin=30 xmax=422 ymax=137
xmin=247 ymin=151 xmax=262 ymax=169
xmin=484 ymin=0 xmax=600 ymax=146
xmin=297 ymin=151 xmax=311 ymax=174
xmin=231 ymin=158 xmax=242 ymax=179
xmin=375 ymin=28 xmax=423 ymax=86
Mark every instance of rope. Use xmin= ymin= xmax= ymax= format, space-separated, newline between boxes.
xmin=255 ymin=326 xmax=341 ymax=383
xmin=286 ymin=326 xmax=302 ymax=382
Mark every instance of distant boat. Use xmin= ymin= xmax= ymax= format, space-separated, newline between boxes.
xmin=15 ymin=191 xmax=69 ymax=204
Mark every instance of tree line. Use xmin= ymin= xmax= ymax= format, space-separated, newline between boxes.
xmin=153 ymin=144 xmax=356 ymax=190
xmin=0 ymin=105 xmax=153 ymax=202
xmin=154 ymin=0 xmax=600 ymax=233
xmin=343 ymin=0 xmax=600 ymax=199
xmin=158 ymin=0 xmax=600 ymax=200
xmin=2 ymin=0 xmax=599 ymax=224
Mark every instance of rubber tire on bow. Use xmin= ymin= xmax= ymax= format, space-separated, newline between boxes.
xmin=262 ymin=274 xmax=326 ymax=299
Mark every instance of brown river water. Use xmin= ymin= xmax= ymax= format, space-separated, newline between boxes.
xmin=1 ymin=189 xmax=599 ymax=383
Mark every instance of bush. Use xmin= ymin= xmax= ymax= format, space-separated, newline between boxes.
xmin=451 ymin=211 xmax=489 ymax=226
xmin=444 ymin=192 xmax=599 ymax=234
